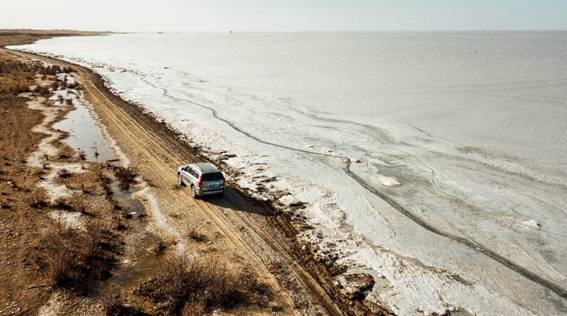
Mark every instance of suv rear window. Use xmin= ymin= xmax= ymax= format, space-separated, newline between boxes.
xmin=202 ymin=172 xmax=224 ymax=181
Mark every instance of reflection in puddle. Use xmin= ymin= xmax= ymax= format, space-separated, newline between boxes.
xmin=109 ymin=180 xmax=145 ymax=216
xmin=54 ymin=99 xmax=115 ymax=162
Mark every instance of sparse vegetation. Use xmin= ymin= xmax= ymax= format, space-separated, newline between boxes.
xmin=78 ymin=150 xmax=86 ymax=160
xmin=29 ymin=190 xmax=49 ymax=209
xmin=31 ymin=222 xmax=120 ymax=293
xmin=58 ymin=168 xmax=72 ymax=179
xmin=134 ymin=254 xmax=272 ymax=315
xmin=50 ymin=197 xmax=74 ymax=211
xmin=188 ymin=227 xmax=208 ymax=242
xmin=114 ymin=166 xmax=137 ymax=190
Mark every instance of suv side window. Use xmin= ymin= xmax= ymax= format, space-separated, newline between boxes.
xmin=190 ymin=167 xmax=199 ymax=178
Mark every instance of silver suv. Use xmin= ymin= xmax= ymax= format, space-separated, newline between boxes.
xmin=177 ymin=163 xmax=225 ymax=198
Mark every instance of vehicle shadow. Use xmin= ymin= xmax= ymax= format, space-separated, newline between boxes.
xmin=200 ymin=186 xmax=276 ymax=217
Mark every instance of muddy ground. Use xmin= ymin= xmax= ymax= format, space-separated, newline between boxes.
xmin=0 ymin=32 xmax=393 ymax=316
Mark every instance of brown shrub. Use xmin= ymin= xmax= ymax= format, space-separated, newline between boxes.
xmin=58 ymin=168 xmax=72 ymax=179
xmin=29 ymin=190 xmax=49 ymax=209
xmin=51 ymin=197 xmax=74 ymax=211
xmin=114 ymin=166 xmax=137 ymax=190
xmin=36 ymin=86 xmax=51 ymax=96
xmin=135 ymin=254 xmax=272 ymax=314
xmin=103 ymin=296 xmax=148 ymax=316
xmin=31 ymin=222 xmax=119 ymax=293
xmin=188 ymin=228 xmax=207 ymax=242
xmin=181 ymin=301 xmax=206 ymax=316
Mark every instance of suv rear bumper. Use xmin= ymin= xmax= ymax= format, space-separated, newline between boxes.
xmin=196 ymin=188 xmax=224 ymax=196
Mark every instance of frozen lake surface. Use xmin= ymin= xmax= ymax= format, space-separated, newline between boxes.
xmin=15 ymin=32 xmax=567 ymax=315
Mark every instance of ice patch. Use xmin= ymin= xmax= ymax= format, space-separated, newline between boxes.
xmin=377 ymin=175 xmax=400 ymax=187
xmin=133 ymin=181 xmax=185 ymax=253
xmin=49 ymin=210 xmax=84 ymax=230
xmin=38 ymin=163 xmax=86 ymax=202
xmin=24 ymin=87 xmax=89 ymax=202
xmin=25 ymin=96 xmax=63 ymax=168
xmin=522 ymin=219 xmax=541 ymax=229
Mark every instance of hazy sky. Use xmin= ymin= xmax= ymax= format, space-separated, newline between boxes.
xmin=2 ymin=0 xmax=567 ymax=32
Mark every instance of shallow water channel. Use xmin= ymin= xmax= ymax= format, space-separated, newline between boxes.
xmin=53 ymin=98 xmax=115 ymax=162
xmin=53 ymin=92 xmax=170 ymax=292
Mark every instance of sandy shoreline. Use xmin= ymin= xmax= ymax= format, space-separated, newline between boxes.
xmin=0 ymin=32 xmax=388 ymax=315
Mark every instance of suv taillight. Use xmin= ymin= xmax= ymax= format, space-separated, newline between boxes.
xmin=197 ymin=176 xmax=203 ymax=188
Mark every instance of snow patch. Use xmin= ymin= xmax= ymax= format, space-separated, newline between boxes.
xmin=377 ymin=175 xmax=400 ymax=187
xmin=521 ymin=219 xmax=541 ymax=229
xmin=133 ymin=181 xmax=185 ymax=253
xmin=49 ymin=210 xmax=85 ymax=230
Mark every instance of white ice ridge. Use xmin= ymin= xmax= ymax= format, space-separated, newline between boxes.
xmin=132 ymin=180 xmax=186 ymax=254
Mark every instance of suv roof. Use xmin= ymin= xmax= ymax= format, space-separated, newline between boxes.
xmin=190 ymin=162 xmax=220 ymax=174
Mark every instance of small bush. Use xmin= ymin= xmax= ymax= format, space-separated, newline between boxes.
xmin=103 ymin=296 xmax=148 ymax=316
xmin=188 ymin=228 xmax=207 ymax=242
xmin=36 ymin=86 xmax=50 ymax=96
xmin=51 ymin=197 xmax=74 ymax=211
xmin=135 ymin=254 xmax=272 ymax=314
xmin=31 ymin=222 xmax=119 ymax=292
xmin=58 ymin=168 xmax=72 ymax=179
xmin=114 ymin=166 xmax=137 ymax=190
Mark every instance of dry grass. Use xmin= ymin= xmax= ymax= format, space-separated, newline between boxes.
xmin=50 ymin=197 xmax=74 ymax=211
xmin=134 ymin=254 xmax=272 ymax=315
xmin=114 ymin=166 xmax=137 ymax=190
xmin=0 ymin=57 xmax=70 ymax=95
xmin=31 ymin=222 xmax=120 ymax=293
xmin=103 ymin=296 xmax=148 ymax=316
xmin=188 ymin=227 xmax=208 ymax=242
xmin=58 ymin=168 xmax=72 ymax=179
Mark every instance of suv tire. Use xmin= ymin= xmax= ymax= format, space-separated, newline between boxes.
xmin=191 ymin=185 xmax=198 ymax=199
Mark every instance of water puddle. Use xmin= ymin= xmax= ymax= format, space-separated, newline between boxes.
xmin=109 ymin=180 xmax=146 ymax=217
xmin=53 ymin=99 xmax=115 ymax=162
xmin=45 ymin=85 xmax=179 ymax=296
xmin=103 ymin=178 xmax=171 ymax=294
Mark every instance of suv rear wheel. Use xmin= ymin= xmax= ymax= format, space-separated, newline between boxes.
xmin=191 ymin=185 xmax=198 ymax=198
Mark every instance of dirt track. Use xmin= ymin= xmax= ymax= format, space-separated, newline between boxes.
xmin=3 ymin=48 xmax=367 ymax=315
